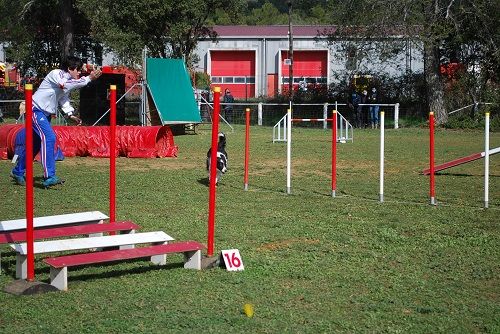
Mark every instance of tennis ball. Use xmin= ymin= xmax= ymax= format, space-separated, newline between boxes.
xmin=243 ymin=303 xmax=254 ymax=318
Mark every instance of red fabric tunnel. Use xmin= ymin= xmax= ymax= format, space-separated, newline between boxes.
xmin=0 ymin=125 xmax=178 ymax=159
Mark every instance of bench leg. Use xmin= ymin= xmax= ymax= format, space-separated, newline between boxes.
xmin=150 ymin=241 xmax=169 ymax=265
xmin=184 ymin=250 xmax=202 ymax=270
xmin=16 ymin=254 xmax=27 ymax=279
xmin=50 ymin=267 xmax=68 ymax=291
xmin=150 ymin=254 xmax=167 ymax=265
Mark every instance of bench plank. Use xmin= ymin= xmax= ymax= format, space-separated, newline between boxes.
xmin=44 ymin=241 xmax=206 ymax=290
xmin=0 ymin=221 xmax=139 ymax=244
xmin=0 ymin=211 xmax=109 ymax=232
xmin=12 ymin=231 xmax=174 ymax=279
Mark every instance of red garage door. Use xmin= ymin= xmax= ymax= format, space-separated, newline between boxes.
xmin=281 ymin=50 xmax=328 ymax=93
xmin=210 ymin=50 xmax=256 ymax=99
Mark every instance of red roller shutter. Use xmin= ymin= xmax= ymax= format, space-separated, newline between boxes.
xmin=210 ymin=50 xmax=256 ymax=98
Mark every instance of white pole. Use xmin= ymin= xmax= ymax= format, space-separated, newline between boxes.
xmin=379 ymin=111 xmax=385 ymax=202
xmin=258 ymin=102 xmax=263 ymax=126
xmin=484 ymin=112 xmax=490 ymax=208
xmin=394 ymin=103 xmax=399 ymax=129
xmin=286 ymin=106 xmax=292 ymax=194
xmin=323 ymin=103 xmax=328 ymax=129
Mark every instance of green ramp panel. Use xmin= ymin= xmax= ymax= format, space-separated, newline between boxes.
xmin=146 ymin=58 xmax=201 ymax=124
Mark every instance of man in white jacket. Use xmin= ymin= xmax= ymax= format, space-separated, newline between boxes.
xmin=11 ymin=56 xmax=101 ymax=187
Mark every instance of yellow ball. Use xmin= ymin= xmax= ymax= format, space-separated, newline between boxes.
xmin=243 ymin=303 xmax=254 ymax=318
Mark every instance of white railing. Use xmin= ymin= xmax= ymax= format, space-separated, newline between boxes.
xmin=273 ymin=110 xmax=354 ymax=143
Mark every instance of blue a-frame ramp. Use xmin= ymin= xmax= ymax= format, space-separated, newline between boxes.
xmin=146 ymin=58 xmax=201 ymax=125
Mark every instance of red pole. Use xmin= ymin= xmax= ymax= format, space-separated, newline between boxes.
xmin=429 ymin=111 xmax=436 ymax=205
xmin=331 ymin=110 xmax=337 ymax=197
xmin=244 ymin=108 xmax=250 ymax=191
xmin=207 ymin=87 xmax=221 ymax=257
xmin=110 ymin=85 xmax=117 ymax=223
xmin=25 ymin=84 xmax=35 ymax=281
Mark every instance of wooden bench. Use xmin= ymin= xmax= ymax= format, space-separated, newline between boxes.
xmin=0 ymin=221 xmax=139 ymax=273
xmin=0 ymin=211 xmax=109 ymax=232
xmin=11 ymin=231 xmax=174 ymax=279
xmin=43 ymin=241 xmax=206 ymax=290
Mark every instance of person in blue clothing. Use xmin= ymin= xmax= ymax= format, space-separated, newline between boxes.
xmin=10 ymin=56 xmax=102 ymax=187
xmin=368 ymin=87 xmax=380 ymax=128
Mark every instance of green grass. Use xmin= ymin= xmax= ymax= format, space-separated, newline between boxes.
xmin=0 ymin=124 xmax=499 ymax=333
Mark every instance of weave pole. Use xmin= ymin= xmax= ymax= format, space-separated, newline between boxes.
xmin=110 ymin=85 xmax=117 ymax=225
xmin=379 ymin=111 xmax=385 ymax=202
xmin=331 ymin=110 xmax=337 ymax=197
xmin=429 ymin=112 xmax=436 ymax=205
xmin=484 ymin=112 xmax=490 ymax=208
xmin=244 ymin=108 xmax=250 ymax=191
xmin=286 ymin=107 xmax=292 ymax=194
xmin=207 ymin=87 xmax=221 ymax=257
xmin=25 ymin=84 xmax=35 ymax=281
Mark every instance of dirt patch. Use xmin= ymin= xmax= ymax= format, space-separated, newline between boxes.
xmin=257 ymin=238 xmax=320 ymax=251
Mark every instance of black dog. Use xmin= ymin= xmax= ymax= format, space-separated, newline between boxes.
xmin=206 ymin=132 xmax=228 ymax=185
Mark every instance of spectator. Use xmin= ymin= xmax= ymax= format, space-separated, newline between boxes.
xmin=348 ymin=89 xmax=362 ymax=128
xmin=368 ymin=87 xmax=379 ymax=129
xmin=360 ymin=89 xmax=369 ymax=128
xmin=223 ymin=88 xmax=234 ymax=123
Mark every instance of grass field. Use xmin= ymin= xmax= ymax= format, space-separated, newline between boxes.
xmin=0 ymin=124 xmax=499 ymax=333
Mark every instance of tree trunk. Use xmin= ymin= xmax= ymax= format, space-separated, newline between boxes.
xmin=424 ymin=38 xmax=447 ymax=124
xmin=60 ymin=0 xmax=74 ymax=62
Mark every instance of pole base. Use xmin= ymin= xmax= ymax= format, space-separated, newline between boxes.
xmin=287 ymin=187 xmax=291 ymax=195
xmin=484 ymin=201 xmax=489 ymax=209
xmin=331 ymin=190 xmax=336 ymax=198
xmin=200 ymin=255 xmax=220 ymax=270
xmin=244 ymin=184 xmax=248 ymax=191
xmin=430 ymin=197 xmax=437 ymax=206
xmin=379 ymin=194 xmax=384 ymax=202
xmin=4 ymin=279 xmax=58 ymax=296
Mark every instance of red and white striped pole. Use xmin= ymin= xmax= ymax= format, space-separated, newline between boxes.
xmin=331 ymin=110 xmax=337 ymax=197
xmin=429 ymin=111 xmax=436 ymax=205
xmin=25 ymin=84 xmax=35 ymax=281
xmin=110 ymin=85 xmax=117 ymax=224
xmin=244 ymin=108 xmax=250 ymax=191
xmin=207 ymin=87 xmax=221 ymax=257
xmin=484 ymin=112 xmax=490 ymax=209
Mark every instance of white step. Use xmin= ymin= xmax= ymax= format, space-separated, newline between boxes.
xmin=0 ymin=211 xmax=109 ymax=232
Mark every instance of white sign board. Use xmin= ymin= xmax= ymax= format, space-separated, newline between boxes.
xmin=220 ymin=249 xmax=244 ymax=271
xmin=283 ymin=58 xmax=291 ymax=65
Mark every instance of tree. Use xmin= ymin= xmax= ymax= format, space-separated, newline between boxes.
xmin=77 ymin=0 xmax=245 ymax=68
xmin=0 ymin=0 xmax=99 ymax=76
xmin=322 ymin=0 xmax=499 ymax=124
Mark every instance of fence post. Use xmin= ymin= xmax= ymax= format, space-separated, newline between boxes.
xmin=394 ymin=103 xmax=399 ymax=129
xmin=323 ymin=103 xmax=328 ymax=129
xmin=258 ymin=102 xmax=263 ymax=126
xmin=484 ymin=112 xmax=490 ymax=208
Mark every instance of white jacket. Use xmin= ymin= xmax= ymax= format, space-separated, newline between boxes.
xmin=33 ymin=69 xmax=91 ymax=116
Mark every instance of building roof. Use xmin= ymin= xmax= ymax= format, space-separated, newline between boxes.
xmin=210 ymin=25 xmax=336 ymax=38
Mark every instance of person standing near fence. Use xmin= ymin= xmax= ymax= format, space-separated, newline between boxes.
xmin=368 ymin=87 xmax=379 ymax=129
xmin=348 ymin=89 xmax=362 ymax=128
xmin=10 ymin=56 xmax=102 ymax=187
xmin=223 ymin=88 xmax=234 ymax=123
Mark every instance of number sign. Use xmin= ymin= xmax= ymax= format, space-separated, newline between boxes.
xmin=220 ymin=249 xmax=244 ymax=271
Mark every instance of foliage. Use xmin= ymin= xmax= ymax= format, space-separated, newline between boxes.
xmin=76 ymin=0 xmax=244 ymax=68
xmin=0 ymin=0 xmax=98 ymax=77
xmin=0 ymin=125 xmax=499 ymax=332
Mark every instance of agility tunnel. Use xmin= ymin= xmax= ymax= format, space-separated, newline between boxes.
xmin=0 ymin=125 xmax=178 ymax=160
